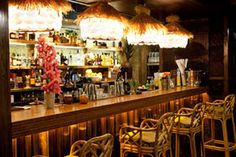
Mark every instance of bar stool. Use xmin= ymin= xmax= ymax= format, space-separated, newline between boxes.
xmin=171 ymin=102 xmax=205 ymax=157
xmin=202 ymin=94 xmax=236 ymax=157
xmin=119 ymin=112 xmax=175 ymax=157
xmin=66 ymin=133 xmax=114 ymax=157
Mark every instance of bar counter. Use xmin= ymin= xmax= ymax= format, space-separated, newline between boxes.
xmin=11 ymin=86 xmax=208 ymax=138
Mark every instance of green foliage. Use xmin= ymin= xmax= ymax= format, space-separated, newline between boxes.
xmin=124 ymin=41 xmax=134 ymax=62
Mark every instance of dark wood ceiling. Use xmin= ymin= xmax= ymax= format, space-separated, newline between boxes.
xmin=71 ymin=0 xmax=232 ymax=20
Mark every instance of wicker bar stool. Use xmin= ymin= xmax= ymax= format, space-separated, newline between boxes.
xmin=66 ymin=133 xmax=114 ymax=157
xmin=202 ymin=94 xmax=236 ymax=157
xmin=171 ymin=102 xmax=205 ymax=157
xmin=119 ymin=112 xmax=175 ymax=157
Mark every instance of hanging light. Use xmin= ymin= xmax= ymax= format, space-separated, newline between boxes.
xmin=9 ymin=0 xmax=71 ymax=32
xmin=159 ymin=15 xmax=193 ymax=48
xmin=75 ymin=1 xmax=126 ymax=41
xmin=127 ymin=5 xmax=167 ymax=45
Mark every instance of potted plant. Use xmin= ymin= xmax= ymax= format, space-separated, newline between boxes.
xmin=37 ymin=37 xmax=62 ymax=109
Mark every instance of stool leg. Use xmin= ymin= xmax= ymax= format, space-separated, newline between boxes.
xmin=222 ymin=119 xmax=230 ymax=157
xmin=211 ymin=119 xmax=215 ymax=140
xmin=175 ymin=134 xmax=180 ymax=157
xmin=202 ymin=118 xmax=206 ymax=157
xmin=169 ymin=144 xmax=173 ymax=157
xmin=120 ymin=147 xmax=123 ymax=157
xmin=231 ymin=115 xmax=236 ymax=143
xmin=162 ymin=148 xmax=166 ymax=157
xmin=190 ymin=133 xmax=197 ymax=157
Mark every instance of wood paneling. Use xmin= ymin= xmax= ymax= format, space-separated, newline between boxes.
xmin=208 ymin=15 xmax=226 ymax=98
xmin=223 ymin=17 xmax=229 ymax=95
xmin=11 ymin=87 xmax=207 ymax=138
xmin=0 ymin=0 xmax=11 ymax=156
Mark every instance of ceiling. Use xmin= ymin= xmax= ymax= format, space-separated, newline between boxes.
xmin=68 ymin=0 xmax=233 ymax=20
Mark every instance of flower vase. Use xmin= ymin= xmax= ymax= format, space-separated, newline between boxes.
xmin=44 ymin=93 xmax=55 ymax=109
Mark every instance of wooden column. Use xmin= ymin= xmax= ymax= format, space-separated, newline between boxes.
xmin=0 ymin=0 xmax=11 ymax=156
xmin=208 ymin=15 xmax=225 ymax=98
xmin=131 ymin=45 xmax=149 ymax=84
xmin=223 ymin=16 xmax=229 ymax=95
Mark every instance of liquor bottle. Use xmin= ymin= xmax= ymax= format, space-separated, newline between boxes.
xmin=123 ymin=72 xmax=130 ymax=95
xmin=54 ymin=32 xmax=60 ymax=43
xmin=30 ymin=70 xmax=36 ymax=87
xmin=48 ymin=32 xmax=54 ymax=43
xmin=10 ymin=32 xmax=17 ymax=39
xmin=16 ymin=54 xmax=21 ymax=66
xmin=11 ymin=53 xmax=17 ymax=66
xmin=55 ymin=52 xmax=60 ymax=64
xmin=176 ymin=69 xmax=181 ymax=87
xmin=28 ymin=32 xmax=35 ymax=41
xmin=149 ymin=77 xmax=155 ymax=90
xmin=9 ymin=78 xmax=15 ymax=89
xmin=145 ymin=80 xmax=150 ymax=90
xmin=17 ymin=76 xmax=24 ymax=88
xmin=35 ymin=70 xmax=42 ymax=87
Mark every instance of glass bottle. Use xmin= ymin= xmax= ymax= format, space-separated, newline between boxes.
xmin=176 ymin=69 xmax=181 ymax=87
xmin=30 ymin=70 xmax=36 ymax=87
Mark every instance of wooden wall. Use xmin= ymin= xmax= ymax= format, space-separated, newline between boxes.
xmin=228 ymin=6 xmax=236 ymax=96
xmin=0 ymin=0 xmax=12 ymax=156
xmin=208 ymin=15 xmax=227 ymax=98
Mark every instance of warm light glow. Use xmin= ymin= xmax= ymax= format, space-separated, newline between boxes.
xmin=76 ymin=2 xmax=126 ymax=41
xmin=159 ymin=34 xmax=189 ymax=48
xmin=127 ymin=28 xmax=165 ymax=45
xmin=80 ymin=17 xmax=124 ymax=41
xmin=126 ymin=5 xmax=167 ymax=45
xmin=159 ymin=15 xmax=193 ymax=48
xmin=9 ymin=6 xmax=63 ymax=31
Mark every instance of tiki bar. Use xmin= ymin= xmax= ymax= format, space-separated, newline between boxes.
xmin=0 ymin=0 xmax=236 ymax=157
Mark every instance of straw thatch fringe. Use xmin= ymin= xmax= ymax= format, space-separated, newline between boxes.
xmin=9 ymin=0 xmax=72 ymax=13
xmin=75 ymin=1 xmax=125 ymax=24
xmin=128 ymin=13 xmax=167 ymax=35
xmin=165 ymin=22 xmax=193 ymax=38
xmin=165 ymin=15 xmax=193 ymax=38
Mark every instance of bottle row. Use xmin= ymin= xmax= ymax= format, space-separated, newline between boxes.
xmin=10 ymin=69 xmax=44 ymax=89
xmin=10 ymin=51 xmax=120 ymax=68
xmin=10 ymin=30 xmax=79 ymax=45
xmin=9 ymin=30 xmax=123 ymax=47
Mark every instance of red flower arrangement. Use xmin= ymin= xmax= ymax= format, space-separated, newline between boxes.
xmin=36 ymin=37 xmax=62 ymax=94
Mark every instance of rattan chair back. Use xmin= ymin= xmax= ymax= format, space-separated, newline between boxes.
xmin=119 ymin=112 xmax=175 ymax=157
xmin=174 ymin=102 xmax=205 ymax=128
xmin=69 ymin=133 xmax=114 ymax=157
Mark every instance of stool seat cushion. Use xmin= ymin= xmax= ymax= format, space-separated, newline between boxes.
xmin=174 ymin=116 xmax=200 ymax=127
xmin=175 ymin=116 xmax=191 ymax=125
xmin=123 ymin=130 xmax=167 ymax=144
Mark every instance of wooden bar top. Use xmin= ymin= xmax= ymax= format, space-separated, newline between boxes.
xmin=11 ymin=86 xmax=208 ymax=138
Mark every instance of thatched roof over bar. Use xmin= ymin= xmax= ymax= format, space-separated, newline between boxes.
xmin=75 ymin=1 xmax=125 ymax=24
xmin=128 ymin=5 xmax=167 ymax=35
xmin=165 ymin=15 xmax=193 ymax=38
xmin=9 ymin=0 xmax=72 ymax=13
